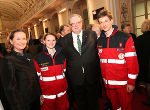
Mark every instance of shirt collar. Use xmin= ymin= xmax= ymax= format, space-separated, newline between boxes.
xmin=48 ymin=48 xmax=56 ymax=57
xmin=72 ymin=30 xmax=83 ymax=38
xmin=105 ymin=28 xmax=114 ymax=37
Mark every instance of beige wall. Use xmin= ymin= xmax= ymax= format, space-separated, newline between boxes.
xmin=86 ymin=0 xmax=122 ymax=29
xmin=58 ymin=10 xmax=69 ymax=26
xmin=87 ymin=0 xmax=107 ymax=24
xmin=106 ymin=0 xmax=121 ymax=29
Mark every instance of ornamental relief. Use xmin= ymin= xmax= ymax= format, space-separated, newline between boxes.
xmin=119 ymin=0 xmax=129 ymax=24
xmin=18 ymin=0 xmax=53 ymax=26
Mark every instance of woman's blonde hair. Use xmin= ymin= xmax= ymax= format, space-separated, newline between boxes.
xmin=5 ymin=29 xmax=29 ymax=53
xmin=141 ymin=19 xmax=150 ymax=33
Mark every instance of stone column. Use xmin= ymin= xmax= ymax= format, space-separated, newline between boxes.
xmin=42 ymin=20 xmax=47 ymax=34
xmin=34 ymin=24 xmax=39 ymax=39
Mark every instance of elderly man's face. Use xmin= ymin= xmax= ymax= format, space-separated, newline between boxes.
xmin=69 ymin=16 xmax=82 ymax=34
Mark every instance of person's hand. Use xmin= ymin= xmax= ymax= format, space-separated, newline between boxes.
xmin=40 ymin=95 xmax=44 ymax=105
xmin=127 ymin=84 xmax=135 ymax=93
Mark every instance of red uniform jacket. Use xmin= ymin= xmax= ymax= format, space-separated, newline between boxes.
xmin=97 ymin=25 xmax=139 ymax=89
xmin=34 ymin=45 xmax=68 ymax=99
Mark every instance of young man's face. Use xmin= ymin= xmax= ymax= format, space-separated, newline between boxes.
xmin=98 ymin=16 xmax=113 ymax=34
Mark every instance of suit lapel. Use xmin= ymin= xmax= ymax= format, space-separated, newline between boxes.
xmin=67 ymin=31 xmax=89 ymax=55
xmin=67 ymin=33 xmax=74 ymax=46
xmin=81 ymin=31 xmax=89 ymax=54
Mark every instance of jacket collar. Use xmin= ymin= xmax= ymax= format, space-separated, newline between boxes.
xmin=43 ymin=44 xmax=62 ymax=55
xmin=100 ymin=25 xmax=118 ymax=38
xmin=11 ymin=50 xmax=24 ymax=56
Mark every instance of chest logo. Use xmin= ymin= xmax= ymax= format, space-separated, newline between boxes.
xmin=41 ymin=67 xmax=48 ymax=71
xmin=99 ymin=49 xmax=103 ymax=53
xmin=118 ymin=53 xmax=125 ymax=59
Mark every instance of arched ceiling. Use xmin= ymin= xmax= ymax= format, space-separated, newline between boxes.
xmin=0 ymin=0 xmax=69 ymax=31
xmin=0 ymin=0 xmax=36 ymax=20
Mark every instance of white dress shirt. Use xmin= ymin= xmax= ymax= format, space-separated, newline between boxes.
xmin=72 ymin=30 xmax=83 ymax=52
xmin=0 ymin=100 xmax=4 ymax=110
xmin=105 ymin=28 xmax=114 ymax=37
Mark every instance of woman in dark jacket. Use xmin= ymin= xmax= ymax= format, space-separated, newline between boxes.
xmin=135 ymin=19 xmax=150 ymax=106
xmin=0 ymin=29 xmax=41 ymax=110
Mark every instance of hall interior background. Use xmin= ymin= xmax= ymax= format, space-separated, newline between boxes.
xmin=0 ymin=0 xmax=149 ymax=43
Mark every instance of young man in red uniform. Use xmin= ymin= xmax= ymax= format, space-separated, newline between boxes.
xmin=97 ymin=9 xmax=139 ymax=110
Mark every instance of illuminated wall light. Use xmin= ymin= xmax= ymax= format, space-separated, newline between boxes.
xmin=34 ymin=24 xmax=37 ymax=27
xmin=59 ymin=8 xmax=66 ymax=13
xmin=39 ymin=19 xmax=43 ymax=21
xmin=43 ymin=19 xmax=48 ymax=21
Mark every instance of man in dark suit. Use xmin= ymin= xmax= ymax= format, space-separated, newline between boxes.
xmin=58 ymin=14 xmax=101 ymax=110
xmin=59 ymin=24 xmax=71 ymax=37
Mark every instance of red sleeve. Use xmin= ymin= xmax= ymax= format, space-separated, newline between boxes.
xmin=125 ymin=36 xmax=139 ymax=85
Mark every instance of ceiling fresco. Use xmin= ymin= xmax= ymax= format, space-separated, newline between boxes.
xmin=0 ymin=0 xmax=36 ymax=20
xmin=0 ymin=0 xmax=69 ymax=33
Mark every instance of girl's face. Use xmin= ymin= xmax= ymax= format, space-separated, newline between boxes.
xmin=10 ymin=32 xmax=27 ymax=53
xmin=44 ymin=35 xmax=56 ymax=49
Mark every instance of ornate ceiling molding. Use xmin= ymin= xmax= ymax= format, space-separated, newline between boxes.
xmin=0 ymin=0 xmax=67 ymax=31
xmin=18 ymin=0 xmax=57 ymax=27
xmin=0 ymin=0 xmax=36 ymax=20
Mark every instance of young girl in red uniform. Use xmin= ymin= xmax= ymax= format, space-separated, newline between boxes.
xmin=34 ymin=33 xmax=69 ymax=110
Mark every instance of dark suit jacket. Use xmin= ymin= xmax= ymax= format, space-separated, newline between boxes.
xmin=58 ymin=30 xmax=100 ymax=85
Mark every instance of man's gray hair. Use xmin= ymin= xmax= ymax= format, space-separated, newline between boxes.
xmin=68 ymin=14 xmax=83 ymax=24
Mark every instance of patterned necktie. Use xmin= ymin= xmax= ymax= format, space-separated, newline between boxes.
xmin=77 ymin=35 xmax=82 ymax=55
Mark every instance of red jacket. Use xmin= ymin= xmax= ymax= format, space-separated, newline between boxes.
xmin=97 ymin=25 xmax=139 ymax=89
xmin=34 ymin=45 xmax=68 ymax=98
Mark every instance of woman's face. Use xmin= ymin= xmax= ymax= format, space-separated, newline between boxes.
xmin=44 ymin=35 xmax=56 ymax=49
xmin=10 ymin=32 xmax=27 ymax=53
